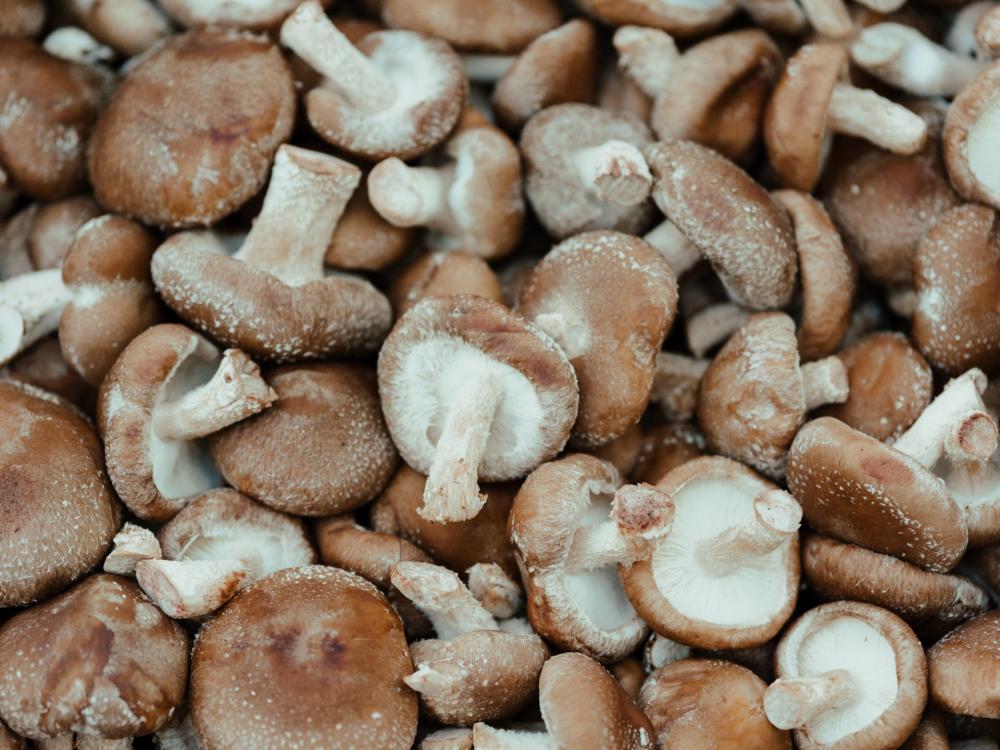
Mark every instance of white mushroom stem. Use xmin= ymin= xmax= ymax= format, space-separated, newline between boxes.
xmin=887 ymin=286 xmax=917 ymax=318
xmin=473 ymin=724 xmax=556 ymax=750
xmin=565 ymin=484 xmax=675 ymax=571
xmin=421 ymin=371 xmax=500 ymax=523
xmin=651 ymin=352 xmax=709 ymax=421
xmin=764 ymin=670 xmax=860 ymax=730
xmin=853 ymin=0 xmax=907 ymax=10
xmin=612 ymin=25 xmax=678 ymax=98
xmin=798 ymin=0 xmax=854 ymax=39
xmin=151 ymin=349 xmax=276 ymax=441
xmin=234 ymin=145 xmax=360 ymax=286
xmin=104 ymin=522 xmax=162 ymax=576
xmin=644 ymin=632 xmax=693 ymax=671
xmin=643 ymin=220 xmax=701 ymax=277
xmin=463 ymin=54 xmax=515 ymax=82
xmin=467 ymin=562 xmax=523 ymax=620
xmin=826 ymin=84 xmax=928 ymax=155
xmin=573 ymin=141 xmax=653 ymax=207
xmin=739 ymin=0 xmax=807 ymax=35
xmin=367 ymin=157 xmax=456 ymax=230
xmin=696 ymin=489 xmax=802 ymax=577
xmin=136 ymin=559 xmax=248 ymax=619
xmin=43 ymin=26 xmax=115 ymax=65
xmin=801 ymin=356 xmax=850 ymax=412
xmin=0 ymin=269 xmax=72 ymax=366
xmin=279 ymin=0 xmax=396 ymax=111
xmin=390 ymin=561 xmax=498 ymax=640
xmin=686 ymin=303 xmax=750 ymax=359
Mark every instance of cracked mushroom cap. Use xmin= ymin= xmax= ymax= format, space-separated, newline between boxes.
xmin=0 ymin=380 xmax=120 ymax=607
xmin=928 ymin=610 xmax=1000 ymax=719
xmin=912 ymin=203 xmax=1000 ymax=376
xmin=766 ymin=601 xmax=927 ymax=750
xmin=98 ymin=323 xmax=276 ymax=523
xmin=388 ymin=251 xmax=504 ymax=317
xmin=944 ymin=61 xmax=1000 ymax=210
xmin=0 ymin=0 xmax=44 ymax=38
xmin=621 ymin=456 xmax=800 ymax=650
xmin=325 ymin=180 xmax=413 ymax=272
xmin=516 ymin=230 xmax=678 ymax=448
xmin=190 ymin=566 xmax=417 ymax=750
xmin=645 ymin=139 xmax=798 ymax=310
xmin=639 ymin=659 xmax=790 ymax=750
xmin=787 ymin=417 xmax=968 ymax=572
xmin=0 ymin=574 xmax=188 ymax=740
xmin=575 ymin=0 xmax=735 ymax=37
xmin=87 ymin=28 xmax=295 ymax=229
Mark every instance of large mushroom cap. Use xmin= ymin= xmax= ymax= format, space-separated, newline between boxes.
xmin=0 ymin=574 xmax=188 ymax=740
xmin=928 ymin=610 xmax=1000 ymax=719
xmin=0 ymin=380 xmax=120 ymax=607
xmin=190 ymin=565 xmax=417 ymax=750
xmin=944 ymin=61 xmax=1000 ymax=210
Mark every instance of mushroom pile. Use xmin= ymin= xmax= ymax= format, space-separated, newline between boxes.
xmin=4 ymin=1 xmax=1000 ymax=749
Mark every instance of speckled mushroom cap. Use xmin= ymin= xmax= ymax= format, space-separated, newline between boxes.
xmin=0 ymin=0 xmax=44 ymax=38
xmin=645 ymin=139 xmax=798 ymax=310
xmin=389 ymin=252 xmax=504 ymax=317
xmin=521 ymin=104 xmax=656 ymax=239
xmin=944 ymin=61 xmax=1000 ymax=210
xmin=575 ymin=0 xmax=735 ymax=37
xmin=516 ymin=230 xmax=678 ymax=447
xmin=87 ymin=28 xmax=295 ymax=229
xmin=325 ymin=180 xmax=413 ymax=272
xmin=767 ymin=601 xmax=927 ymax=750
xmin=59 ymin=215 xmax=164 ymax=387
xmin=159 ymin=0 xmax=314 ymax=30
xmin=912 ymin=203 xmax=1000 ymax=376
xmin=639 ymin=659 xmax=790 ymax=750
xmin=928 ymin=610 xmax=1000 ymax=718
xmin=787 ymin=417 xmax=968 ymax=572
xmin=209 ymin=363 xmax=397 ymax=517
xmin=0 ymin=381 xmax=120 ymax=607
xmin=621 ymin=456 xmax=800 ymax=650
xmin=0 ymin=574 xmax=188 ymax=740
xmin=190 ymin=565 xmax=418 ymax=750
xmin=0 ymin=40 xmax=110 ymax=200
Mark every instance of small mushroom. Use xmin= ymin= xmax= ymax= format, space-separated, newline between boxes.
xmin=0 ymin=574 xmax=188 ymax=740
xmin=325 ymin=180 xmax=413 ymax=272
xmin=574 ymin=0 xmax=736 ymax=39
xmin=98 ymin=323 xmax=276 ymax=522
xmin=516 ymin=230 xmax=678 ymax=447
xmin=389 ymin=251 xmax=504 ymax=317
xmin=65 ymin=0 xmax=171 ymax=56
xmin=621 ymin=456 xmax=801 ymax=650
xmin=378 ymin=294 xmax=578 ymax=523
xmin=520 ymin=103 xmax=655 ymax=239
xmin=928 ymin=610 xmax=1000 ymax=719
xmin=151 ymin=145 xmax=392 ymax=362
xmin=765 ymin=43 xmax=928 ymax=192
xmin=0 ymin=0 xmax=44 ymax=38
xmin=104 ymin=522 xmax=161 ymax=576
xmin=763 ymin=601 xmax=927 ymax=750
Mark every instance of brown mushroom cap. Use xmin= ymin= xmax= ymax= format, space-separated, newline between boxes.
xmin=586 ymin=423 xmax=644 ymax=478
xmin=159 ymin=0 xmax=308 ymax=30
xmin=88 ymin=28 xmax=295 ymax=228
xmin=969 ymin=544 xmax=1000 ymax=593
xmin=190 ymin=566 xmax=417 ymax=750
xmin=26 ymin=195 xmax=102 ymax=271
xmin=944 ymin=61 xmax=1000 ymax=210
xmin=639 ymin=659 xmax=790 ymax=750
xmin=0 ymin=0 xmax=44 ymax=38
xmin=899 ymin=711 xmax=949 ymax=750
xmin=576 ymin=0 xmax=735 ymax=38
xmin=928 ymin=610 xmax=1000 ymax=719
xmin=0 ymin=721 xmax=23 ymax=750
xmin=68 ymin=0 xmax=171 ymax=57
xmin=0 ymin=380 xmax=120 ymax=607
xmin=912 ymin=203 xmax=1000 ymax=376
xmin=645 ymin=139 xmax=798 ymax=310
xmin=630 ymin=422 xmax=705 ymax=485
xmin=516 ymin=230 xmax=678 ymax=447
xmin=1 ymin=336 xmax=95 ymax=414
xmin=389 ymin=252 xmax=504 ymax=317
xmin=210 ymin=363 xmax=397 ymax=517
xmin=0 ymin=574 xmax=188 ymax=740
xmin=325 ymin=180 xmax=413 ymax=272
xmin=787 ymin=417 xmax=968 ymax=572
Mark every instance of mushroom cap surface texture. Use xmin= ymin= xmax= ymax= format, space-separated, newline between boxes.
xmin=928 ymin=610 xmax=1000 ymax=719
xmin=944 ymin=61 xmax=1000 ymax=210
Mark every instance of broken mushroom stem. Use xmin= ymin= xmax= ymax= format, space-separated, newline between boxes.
xmin=800 ymin=356 xmax=850 ymax=412
xmin=644 ymin=219 xmax=701 ymax=277
xmin=764 ymin=670 xmax=859 ymax=730
xmin=0 ymin=269 xmax=72 ymax=365
xmin=467 ymin=562 xmax=523 ymax=620
xmin=825 ymin=83 xmax=928 ymax=155
xmin=573 ymin=139 xmax=652 ymax=207
xmin=367 ymin=157 xmax=455 ymax=229
xmin=391 ymin=560 xmax=497 ymax=640
xmin=137 ymin=558 xmax=248 ymax=619
xmin=686 ymin=303 xmax=750 ymax=359
xmin=612 ymin=25 xmax=678 ymax=98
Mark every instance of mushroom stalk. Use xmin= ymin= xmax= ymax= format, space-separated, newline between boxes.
xmin=798 ymin=0 xmax=853 ymax=39
xmin=854 ymin=0 xmax=906 ymax=10
xmin=612 ymin=25 xmax=678 ymax=98
xmin=152 ymin=349 xmax=276 ymax=441
xmin=826 ymin=84 xmax=928 ymax=155
xmin=463 ymin=54 xmax=515 ymax=82
xmin=467 ymin=562 xmax=523 ymax=619
xmin=686 ymin=303 xmax=750 ymax=358
xmin=801 ymin=356 xmax=850 ymax=412
xmin=234 ymin=145 xmax=360 ymax=286
xmin=0 ymin=268 xmax=72 ymax=365
xmin=644 ymin=220 xmax=701 ymax=277
xmin=764 ymin=670 xmax=859 ymax=730
xmin=573 ymin=141 xmax=653 ymax=207
xmin=136 ymin=558 xmax=248 ymax=619
xmin=367 ymin=157 xmax=456 ymax=229
xmin=473 ymin=724 xmax=557 ymax=750
xmin=391 ymin=561 xmax=497 ymax=640
xmin=696 ymin=490 xmax=801 ymax=577
xmin=279 ymin=0 xmax=396 ymax=112
xmin=421 ymin=371 xmax=500 ymax=523
xmin=43 ymin=26 xmax=115 ymax=65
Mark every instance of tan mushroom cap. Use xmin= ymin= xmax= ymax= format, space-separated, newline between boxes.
xmin=0 ymin=574 xmax=188 ymax=740
xmin=0 ymin=381 xmax=120 ymax=607
xmin=159 ymin=0 xmax=314 ymax=30
xmin=88 ymin=28 xmax=295 ymax=229
xmin=944 ymin=61 xmax=1000 ymax=210
xmin=24 ymin=196 xmax=102 ymax=271
xmin=586 ymin=423 xmax=644 ymax=478
xmin=325 ymin=180 xmax=413 ymax=272
xmin=0 ymin=40 xmax=110 ymax=200
xmin=210 ymin=363 xmax=397 ymax=517
xmin=970 ymin=544 xmax=1000 ymax=592
xmin=645 ymin=139 xmax=798 ymax=310
xmin=767 ymin=601 xmax=927 ymax=750
xmin=630 ymin=422 xmax=705 ymax=485
xmin=639 ymin=659 xmax=790 ymax=750
xmin=68 ymin=0 xmax=171 ymax=56
xmin=913 ymin=204 xmax=1000 ymax=376
xmin=928 ymin=610 xmax=1000 ymax=719
xmin=610 ymin=656 xmax=645 ymax=700
xmin=576 ymin=0 xmax=735 ymax=37
xmin=0 ymin=336 xmax=94 ymax=413
xmin=899 ymin=711 xmax=949 ymax=750
xmin=787 ymin=417 xmax=968 ymax=572
xmin=191 ymin=566 xmax=418 ymax=750
xmin=516 ymin=230 xmax=678 ymax=447
xmin=0 ymin=0 xmax=44 ymax=38
xmin=389 ymin=252 xmax=504 ymax=317
xmin=820 ymin=332 xmax=933 ymax=442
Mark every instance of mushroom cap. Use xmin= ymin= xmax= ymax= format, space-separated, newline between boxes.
xmin=0 ymin=0 xmax=44 ymax=38
xmin=0 ymin=381 xmax=120 ymax=607
xmin=639 ymin=659 xmax=790 ymax=750
xmin=0 ymin=721 xmax=23 ymax=750
xmin=1 ymin=336 xmax=95 ymax=414
xmin=787 ymin=417 xmax=968 ymax=572
xmin=27 ymin=195 xmax=102 ymax=271
xmin=378 ymin=294 xmax=578 ymax=483
xmin=521 ymin=104 xmax=655 ymax=239
xmin=912 ymin=203 xmax=1000 ymax=376
xmin=773 ymin=601 xmax=927 ymax=750
xmin=159 ymin=0 xmax=306 ymax=30
xmin=697 ymin=312 xmax=806 ymax=477
xmin=899 ymin=711 xmax=949 ymax=750
xmin=389 ymin=252 xmax=504 ymax=317
xmin=630 ymin=422 xmax=705 ymax=485
xmin=516 ymin=230 xmax=678 ymax=448
xmin=820 ymin=332 xmax=933 ymax=442
xmin=190 ymin=565 xmax=417 ymax=750
xmin=928 ymin=610 xmax=1000 ymax=719
xmin=587 ymin=423 xmax=644 ymax=478
xmin=621 ymin=456 xmax=799 ymax=650
xmin=645 ymin=139 xmax=798 ymax=309
xmin=0 ymin=574 xmax=188 ymax=740
xmin=576 ymin=0 xmax=736 ymax=38
xmin=944 ymin=61 xmax=1000 ymax=210
xmin=325 ymin=181 xmax=413 ymax=271
xmin=88 ymin=28 xmax=295 ymax=228
xmin=381 ymin=0 xmax=561 ymax=53
xmin=210 ymin=363 xmax=397 ymax=516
